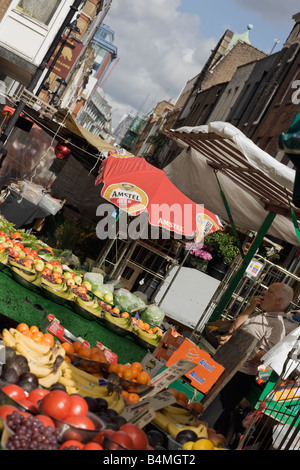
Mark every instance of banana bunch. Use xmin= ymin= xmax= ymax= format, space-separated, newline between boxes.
xmin=132 ymin=325 xmax=161 ymax=346
xmin=59 ymin=361 xmax=125 ymax=415
xmin=152 ymin=407 xmax=209 ymax=439
xmin=2 ymin=328 xmax=66 ymax=388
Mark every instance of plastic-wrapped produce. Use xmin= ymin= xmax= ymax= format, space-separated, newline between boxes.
xmin=113 ymin=288 xmax=147 ymax=313
xmin=140 ymin=305 xmax=165 ymax=326
xmin=83 ymin=272 xmax=104 ymax=291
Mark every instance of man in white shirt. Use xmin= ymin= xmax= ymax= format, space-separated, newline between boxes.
xmin=201 ymin=283 xmax=294 ymax=437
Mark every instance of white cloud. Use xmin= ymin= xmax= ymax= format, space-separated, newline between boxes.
xmin=103 ymin=0 xmax=216 ymax=129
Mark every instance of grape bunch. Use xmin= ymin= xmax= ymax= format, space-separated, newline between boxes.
xmin=5 ymin=412 xmax=60 ymax=450
xmin=12 ymin=258 xmax=26 ymax=267
xmin=71 ymin=287 xmax=90 ymax=301
xmin=41 ymin=273 xmax=61 ymax=284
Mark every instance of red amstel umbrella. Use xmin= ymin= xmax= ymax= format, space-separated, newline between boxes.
xmin=96 ymin=150 xmax=222 ymax=241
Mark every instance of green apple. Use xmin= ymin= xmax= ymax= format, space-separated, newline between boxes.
xmin=34 ymin=259 xmax=45 ymax=272
xmin=66 ymin=278 xmax=75 ymax=286
xmin=18 ymin=251 xmax=26 ymax=259
xmin=82 ymin=281 xmax=92 ymax=291
xmin=0 ymin=236 xmax=6 ymax=243
xmin=53 ymin=266 xmax=63 ymax=274
xmin=45 ymin=262 xmax=54 ymax=270
xmin=103 ymin=292 xmax=114 ymax=304
xmin=73 ymin=275 xmax=82 ymax=285
xmin=93 ymin=290 xmax=104 ymax=299
xmin=63 ymin=272 xmax=73 ymax=279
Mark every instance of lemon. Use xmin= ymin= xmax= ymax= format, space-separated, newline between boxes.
xmin=192 ymin=438 xmax=214 ymax=450
xmin=182 ymin=441 xmax=194 ymax=450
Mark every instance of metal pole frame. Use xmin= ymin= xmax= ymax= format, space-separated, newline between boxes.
xmin=208 ymin=211 xmax=277 ymax=323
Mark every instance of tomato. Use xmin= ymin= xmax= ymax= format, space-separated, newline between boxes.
xmin=40 ymin=390 xmax=71 ymax=420
xmin=93 ymin=429 xmax=115 ymax=445
xmin=1 ymin=384 xmax=27 ymax=402
xmin=28 ymin=388 xmax=50 ymax=407
xmin=83 ymin=442 xmax=103 ymax=450
xmin=68 ymin=394 xmax=89 ymax=417
xmin=0 ymin=404 xmax=19 ymax=420
xmin=64 ymin=415 xmax=95 ymax=430
xmin=30 ymin=250 xmax=38 ymax=257
xmin=0 ymin=231 xmax=5 ymax=236
xmin=35 ymin=414 xmax=55 ymax=430
xmin=59 ymin=440 xmax=84 ymax=450
xmin=23 ymin=247 xmax=31 ymax=254
xmin=110 ymin=430 xmax=133 ymax=449
xmin=18 ymin=399 xmax=39 ymax=413
xmin=11 ymin=232 xmax=22 ymax=239
xmin=14 ymin=242 xmax=24 ymax=249
xmin=120 ymin=423 xmax=148 ymax=450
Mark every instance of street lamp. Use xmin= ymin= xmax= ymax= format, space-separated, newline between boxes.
xmin=270 ymin=38 xmax=280 ymax=55
xmin=36 ymin=17 xmax=80 ymax=96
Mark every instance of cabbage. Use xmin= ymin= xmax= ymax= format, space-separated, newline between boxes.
xmin=83 ymin=273 xmax=104 ymax=292
xmin=113 ymin=288 xmax=147 ymax=313
xmin=140 ymin=305 xmax=165 ymax=326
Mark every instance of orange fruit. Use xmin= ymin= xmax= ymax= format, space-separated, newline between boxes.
xmin=64 ymin=355 xmax=71 ymax=363
xmin=127 ymin=393 xmax=139 ymax=404
xmin=108 ymin=363 xmax=120 ymax=374
xmin=136 ymin=371 xmax=150 ymax=384
xmin=118 ymin=364 xmax=130 ymax=377
xmin=17 ymin=323 xmax=29 ymax=333
xmin=192 ymin=402 xmax=204 ymax=415
xmin=72 ymin=341 xmax=83 ymax=353
xmin=131 ymin=362 xmax=143 ymax=372
xmin=176 ymin=391 xmax=189 ymax=406
xmin=123 ymin=368 xmax=135 ymax=381
xmin=78 ymin=347 xmax=92 ymax=359
xmin=121 ymin=312 xmax=129 ymax=318
xmin=112 ymin=307 xmax=120 ymax=314
xmin=32 ymin=331 xmax=44 ymax=343
xmin=61 ymin=342 xmax=74 ymax=354
xmin=121 ymin=390 xmax=129 ymax=402
xmin=91 ymin=349 xmax=106 ymax=363
xmin=22 ymin=329 xmax=33 ymax=338
xmin=41 ymin=333 xmax=54 ymax=347
xmin=143 ymin=323 xmax=150 ymax=331
xmin=29 ymin=325 xmax=39 ymax=334
xmin=129 ymin=366 xmax=140 ymax=380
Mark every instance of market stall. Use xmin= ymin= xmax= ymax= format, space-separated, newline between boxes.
xmin=0 ymin=217 xmax=234 ymax=452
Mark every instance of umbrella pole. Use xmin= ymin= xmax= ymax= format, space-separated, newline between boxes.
xmin=202 ymin=210 xmax=277 ymax=324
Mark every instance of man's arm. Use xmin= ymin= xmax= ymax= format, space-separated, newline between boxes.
xmin=218 ymin=295 xmax=263 ymax=345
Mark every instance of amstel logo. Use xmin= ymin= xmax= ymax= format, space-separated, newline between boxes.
xmin=103 ymin=183 xmax=149 ymax=214
xmin=195 ymin=212 xmax=221 ymax=242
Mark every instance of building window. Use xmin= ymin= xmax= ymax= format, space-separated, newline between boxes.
xmin=16 ymin=0 xmax=60 ymax=25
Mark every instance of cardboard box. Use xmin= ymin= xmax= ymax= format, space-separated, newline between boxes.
xmin=165 ymin=338 xmax=224 ymax=394
xmin=153 ymin=328 xmax=224 ymax=394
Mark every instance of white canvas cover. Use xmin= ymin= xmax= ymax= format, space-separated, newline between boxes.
xmin=164 ymin=122 xmax=299 ymax=246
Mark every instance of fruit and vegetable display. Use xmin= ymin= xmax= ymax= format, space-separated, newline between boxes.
xmin=0 ymin=318 xmax=227 ymax=451
xmin=0 ymin=218 xmax=165 ymax=349
xmin=0 ymin=218 xmax=229 ymax=451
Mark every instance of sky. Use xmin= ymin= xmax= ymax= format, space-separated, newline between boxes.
xmin=102 ymin=0 xmax=300 ymax=130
